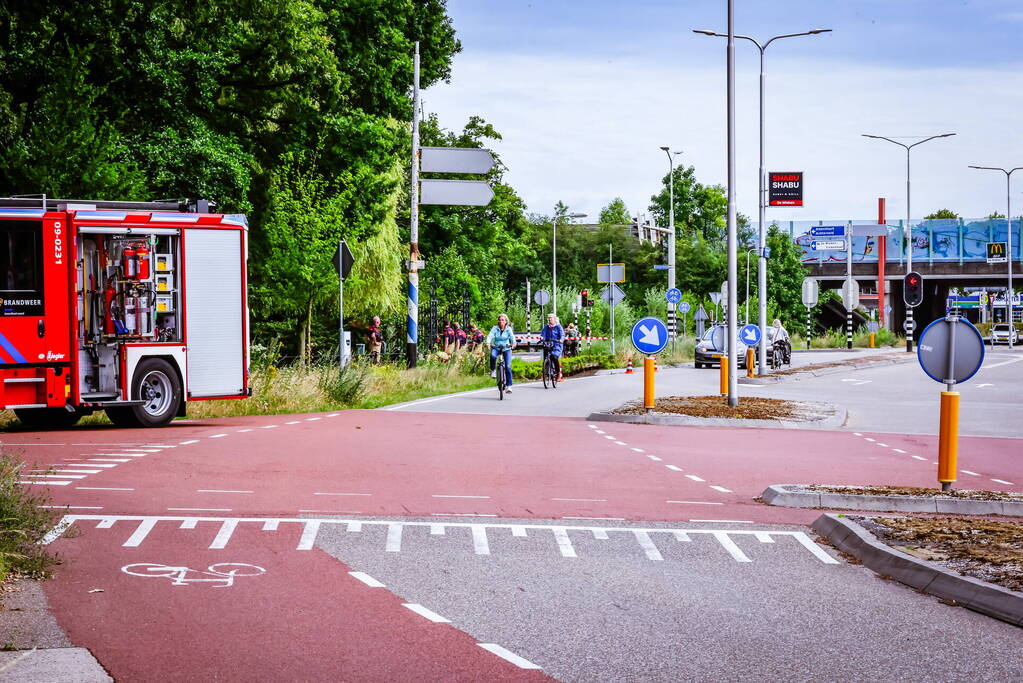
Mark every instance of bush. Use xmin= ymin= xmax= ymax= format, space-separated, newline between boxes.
xmin=1 ymin=453 xmax=60 ymax=581
xmin=511 ymin=353 xmax=615 ymax=380
xmin=317 ymin=362 xmax=369 ymax=404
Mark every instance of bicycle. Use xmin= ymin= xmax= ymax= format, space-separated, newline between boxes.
xmin=493 ymin=344 xmax=510 ymax=399
xmin=540 ymin=341 xmax=558 ymax=389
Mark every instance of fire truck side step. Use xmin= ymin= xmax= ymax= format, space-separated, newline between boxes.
xmin=4 ymin=377 xmax=45 ymax=383
xmin=5 ymin=403 xmax=48 ymax=409
xmin=81 ymin=392 xmax=121 ymax=400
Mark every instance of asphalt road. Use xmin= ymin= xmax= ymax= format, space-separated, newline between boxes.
xmin=5 ymin=400 xmax=1021 ymax=680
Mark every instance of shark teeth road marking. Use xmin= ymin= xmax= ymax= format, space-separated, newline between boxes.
xmin=44 ymin=515 xmax=840 ymax=565
xmin=709 ymin=486 xmax=733 ymax=493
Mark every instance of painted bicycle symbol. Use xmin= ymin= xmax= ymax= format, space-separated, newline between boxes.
xmin=120 ymin=563 xmax=266 ymax=587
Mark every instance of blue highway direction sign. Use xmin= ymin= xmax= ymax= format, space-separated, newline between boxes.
xmin=740 ymin=324 xmax=762 ymax=347
xmin=810 ymin=225 xmax=845 ymax=237
xmin=631 ymin=317 xmax=669 ymax=355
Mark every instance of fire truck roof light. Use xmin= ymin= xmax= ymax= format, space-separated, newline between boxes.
xmin=0 ymin=209 xmax=46 ymax=218
xmin=75 ymin=211 xmax=127 ymax=221
xmin=151 ymin=213 xmax=201 ymax=223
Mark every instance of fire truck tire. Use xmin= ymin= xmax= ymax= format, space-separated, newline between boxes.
xmin=14 ymin=408 xmax=82 ymax=428
xmin=107 ymin=358 xmax=182 ymax=428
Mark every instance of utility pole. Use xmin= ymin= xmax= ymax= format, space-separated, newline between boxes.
xmin=661 ymin=147 xmax=679 ymax=340
xmin=725 ymin=0 xmax=738 ymax=406
xmin=406 ymin=42 xmax=421 ymax=368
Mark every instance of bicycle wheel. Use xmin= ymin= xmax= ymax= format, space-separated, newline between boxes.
xmin=542 ymin=357 xmax=550 ymax=389
xmin=497 ymin=358 xmax=506 ymax=399
xmin=551 ymin=360 xmax=558 ymax=389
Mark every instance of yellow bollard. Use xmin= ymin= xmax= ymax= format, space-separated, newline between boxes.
xmin=746 ymin=347 xmax=755 ymax=377
xmin=719 ymin=355 xmax=728 ymax=396
xmin=644 ymin=356 xmax=655 ymax=412
xmin=938 ymin=391 xmax=959 ymax=490
xmin=869 ymin=332 xmax=875 ymax=348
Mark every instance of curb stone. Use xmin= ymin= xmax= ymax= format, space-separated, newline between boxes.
xmin=761 ymin=484 xmax=1023 ymax=516
xmin=0 ymin=648 xmax=112 ymax=682
xmin=811 ymin=513 xmax=1023 ymax=627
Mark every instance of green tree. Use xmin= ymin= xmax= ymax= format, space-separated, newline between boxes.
xmin=599 ymin=198 xmax=631 ymax=225
xmin=648 ymin=164 xmax=728 ymax=243
xmin=924 ymin=209 xmax=959 ymax=219
xmin=765 ymin=225 xmax=810 ymax=328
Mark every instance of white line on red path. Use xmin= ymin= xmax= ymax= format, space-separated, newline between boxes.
xmin=614 ymin=441 xmax=627 ymax=445
xmin=39 ymin=505 xmax=103 ymax=510
xmin=56 ymin=463 xmax=116 ymax=468
xmin=876 ymin=443 xmax=889 ymax=447
xmin=647 ymin=455 xmax=662 ymax=461
xmin=709 ymin=486 xmax=733 ymax=493
xmin=77 ymin=487 xmax=133 ymax=491
xmin=665 ymin=465 xmax=683 ymax=472
xmin=992 ymin=479 xmax=1015 ymax=485
xmin=402 ymin=604 xmax=450 ymax=623
xmin=180 ymin=440 xmax=199 ymax=445
xmin=477 ymin=644 xmax=542 ymax=670
xmin=209 ymin=434 xmax=228 ymax=439
xmin=261 ymin=425 xmax=278 ymax=429
xmin=314 ymin=492 xmax=372 ymax=496
xmin=237 ymin=429 xmax=253 ymax=433
xmin=551 ymin=498 xmax=608 ymax=502
xmin=348 ymin=571 xmax=385 ymax=588
xmin=89 ymin=458 xmax=131 ymax=463
xmin=961 ymin=470 xmax=980 ymax=476
xmin=864 ymin=437 xmax=876 ymax=442
xmin=431 ymin=494 xmax=491 ymax=499
xmin=285 ymin=421 xmax=301 ymax=425
xmin=197 ymin=490 xmax=254 ymax=494
xmin=912 ymin=455 xmax=927 ymax=461
xmin=666 ymin=501 xmax=724 ymax=505
xmin=893 ymin=448 xmax=906 ymax=453
xmin=631 ymin=447 xmax=644 ymax=452
xmin=685 ymin=475 xmax=705 ymax=482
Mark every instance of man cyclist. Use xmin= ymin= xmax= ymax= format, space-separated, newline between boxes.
xmin=772 ymin=318 xmax=792 ymax=363
xmin=486 ymin=313 xmax=516 ymax=393
xmin=539 ymin=313 xmax=565 ymax=380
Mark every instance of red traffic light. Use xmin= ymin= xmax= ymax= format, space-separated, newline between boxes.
xmin=904 ymin=271 xmax=924 ymax=308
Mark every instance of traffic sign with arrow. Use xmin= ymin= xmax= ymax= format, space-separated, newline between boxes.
xmin=420 ymin=147 xmax=495 ymax=174
xmin=631 ymin=317 xmax=669 ymax=355
xmin=420 ymin=178 xmax=495 ymax=206
xmin=739 ymin=324 xmax=762 ymax=347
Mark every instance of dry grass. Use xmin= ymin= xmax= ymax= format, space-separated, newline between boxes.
xmin=613 ymin=395 xmax=804 ymax=420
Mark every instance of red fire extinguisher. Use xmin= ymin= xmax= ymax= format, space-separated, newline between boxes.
xmin=136 ymin=244 xmax=150 ymax=280
xmin=104 ymin=284 xmax=117 ymax=335
xmin=123 ymin=244 xmax=137 ymax=278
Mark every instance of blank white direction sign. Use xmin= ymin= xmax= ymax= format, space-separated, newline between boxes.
xmin=420 ymin=147 xmax=495 ymax=174
xmin=420 ymin=179 xmax=495 ymax=206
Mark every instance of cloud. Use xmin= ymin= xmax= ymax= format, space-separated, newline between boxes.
xmin=423 ymin=52 xmax=1023 ymax=224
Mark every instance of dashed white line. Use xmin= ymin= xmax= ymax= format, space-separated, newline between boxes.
xmin=39 ymin=505 xmax=103 ymax=510
xmin=853 ymin=432 xmax=862 ymax=436
xmin=32 ymin=469 xmax=102 ymax=474
xmin=209 ymin=434 xmax=228 ymax=439
xmin=992 ymin=479 xmax=1015 ymax=485
xmin=614 ymin=441 xmax=627 ymax=445
xmin=631 ymin=447 xmax=644 ymax=452
xmin=478 ymin=644 xmax=542 ymax=670
xmin=876 ymin=443 xmax=889 ymax=448
xmin=551 ymin=498 xmax=608 ymax=502
xmin=685 ymin=475 xmax=705 ymax=482
xmin=180 ymin=440 xmax=200 ymax=445
xmin=237 ymin=429 xmax=253 ymax=433
xmin=588 ymin=424 xmax=598 ymax=429
xmin=59 ymin=462 xmax=116 ymax=468
xmin=21 ymin=474 xmax=87 ymax=479
xmin=709 ymin=486 xmax=733 ymax=493
xmin=603 ymin=435 xmax=615 ymax=440
xmin=77 ymin=487 xmax=133 ymax=491
xmin=647 ymin=455 xmax=662 ymax=461
xmin=563 ymin=516 xmax=625 ymax=521
xmin=19 ymin=481 xmax=71 ymax=486
xmin=892 ymin=448 xmax=907 ymax=453
xmin=864 ymin=437 xmax=876 ymax=442
xmin=261 ymin=425 xmax=278 ymax=429
xmin=912 ymin=455 xmax=928 ymax=461
xmin=402 ymin=604 xmax=450 ymax=623
xmin=665 ymin=465 xmax=683 ymax=472
xmin=666 ymin=501 xmax=724 ymax=505
xmin=961 ymin=470 xmax=980 ymax=476
xmin=348 ymin=571 xmax=385 ymax=588
xmin=197 ymin=490 xmax=254 ymax=494
xmin=326 ymin=413 xmax=340 ymax=417
xmin=314 ymin=492 xmax=372 ymax=497
xmin=594 ymin=430 xmax=605 ymax=434
xmin=285 ymin=421 xmax=301 ymax=425
xmin=431 ymin=494 xmax=491 ymax=499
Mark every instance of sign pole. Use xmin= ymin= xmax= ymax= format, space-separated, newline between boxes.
xmin=847 ymin=224 xmax=853 ymax=349
xmin=938 ymin=317 xmax=959 ymax=491
xmin=806 ymin=305 xmax=811 ymax=349
xmin=609 ymin=243 xmax=615 ymax=356
xmin=406 ymin=42 xmax=421 ymax=369
xmin=338 ymin=250 xmax=345 ymax=367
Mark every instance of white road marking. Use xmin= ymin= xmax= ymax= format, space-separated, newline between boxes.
xmin=197 ymin=490 xmax=254 ymax=494
xmin=471 ymin=526 xmax=490 ymax=555
xmin=975 ymin=383 xmax=993 ymax=388
xmin=209 ymin=434 xmax=228 ymax=439
xmin=551 ymin=498 xmax=608 ymax=502
xmin=89 ymin=453 xmax=146 ymax=457
xmin=603 ymin=435 xmax=615 ymax=440
xmin=237 ymin=429 xmax=253 ymax=433
xmin=852 ymin=432 xmax=862 ymax=436
xmin=588 ymin=424 xmax=598 ymax=429
xmin=666 ymin=501 xmax=724 ymax=505
xmin=21 ymin=473 xmax=87 ymax=479
xmin=402 ymin=604 xmax=450 ymax=623
xmin=912 ymin=455 xmax=928 ymax=461
xmin=39 ymin=505 xmax=103 ymax=510
xmin=261 ymin=425 xmax=278 ymax=429
xmin=32 ymin=469 xmax=102 ymax=474
xmin=44 ymin=516 xmax=841 ymax=565
xmin=19 ymin=481 xmax=71 ymax=486
xmin=981 ymin=356 xmax=1023 ymax=369
xmin=285 ymin=421 xmax=301 ymax=425
xmin=992 ymin=479 xmax=1015 ymax=485
xmin=893 ymin=448 xmax=907 ymax=453
xmin=478 ymin=644 xmax=542 ymax=670
xmin=431 ymin=494 xmax=491 ymax=499
xmin=876 ymin=443 xmax=889 ymax=448
xmin=76 ymin=487 xmax=133 ymax=491
xmin=563 ymin=517 xmax=625 ymax=521
xmin=961 ymin=470 xmax=980 ymax=476
xmin=685 ymin=475 xmax=705 ymax=482
xmin=665 ymin=465 xmax=683 ymax=472
xmin=326 ymin=414 xmax=340 ymax=417
xmin=167 ymin=508 xmax=232 ymax=512
xmin=96 ymin=448 xmax=160 ymax=453
xmin=594 ymin=430 xmax=605 ymax=434
xmin=89 ymin=458 xmax=131 ymax=462
xmin=306 ymin=418 xmax=321 ymax=421
xmin=864 ymin=437 xmax=876 ymax=442
xmin=647 ymin=455 xmax=662 ymax=461
xmin=57 ymin=463 xmax=116 ymax=468
xmin=348 ymin=571 xmax=385 ymax=588
xmin=180 ymin=440 xmax=200 ymax=445
xmin=709 ymin=486 xmax=733 ymax=493
xmin=633 ymin=530 xmax=663 ymax=561
xmin=614 ymin=441 xmax=627 ymax=445
xmin=631 ymin=447 xmax=644 ymax=452
xmin=314 ymin=492 xmax=372 ymax=496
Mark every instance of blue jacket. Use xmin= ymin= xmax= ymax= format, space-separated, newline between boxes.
xmin=486 ymin=325 xmax=516 ymax=350
xmin=540 ymin=323 xmax=565 ymax=356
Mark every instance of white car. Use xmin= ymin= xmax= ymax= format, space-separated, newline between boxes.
xmin=990 ymin=323 xmax=1019 ymax=345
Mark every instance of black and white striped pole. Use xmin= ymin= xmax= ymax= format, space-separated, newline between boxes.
xmin=801 ymin=277 xmax=818 ymax=350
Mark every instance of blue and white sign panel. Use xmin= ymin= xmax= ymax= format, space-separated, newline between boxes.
xmin=631 ymin=317 xmax=669 ymax=355
xmin=739 ymin=324 xmax=762 ymax=347
xmin=810 ymin=225 xmax=845 ymax=237
xmin=666 ymin=288 xmax=682 ymax=304
xmin=678 ymin=301 xmax=691 ymax=314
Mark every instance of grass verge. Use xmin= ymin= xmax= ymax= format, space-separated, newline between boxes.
xmin=1 ymin=453 xmax=60 ymax=584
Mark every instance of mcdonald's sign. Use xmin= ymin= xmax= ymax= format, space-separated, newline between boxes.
xmin=987 ymin=241 xmax=1007 ymax=264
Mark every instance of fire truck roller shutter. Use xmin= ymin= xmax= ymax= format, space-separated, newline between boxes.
xmin=183 ymin=227 xmax=245 ymax=397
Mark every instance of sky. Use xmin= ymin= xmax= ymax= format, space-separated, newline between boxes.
xmin=423 ymin=0 xmax=1023 ymax=225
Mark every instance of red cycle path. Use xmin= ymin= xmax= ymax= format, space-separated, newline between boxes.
xmin=44 ymin=519 xmax=549 ymax=682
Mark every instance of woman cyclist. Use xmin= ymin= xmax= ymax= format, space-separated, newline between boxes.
xmin=539 ymin=313 xmax=565 ymax=379
xmin=486 ymin=313 xmax=516 ymax=393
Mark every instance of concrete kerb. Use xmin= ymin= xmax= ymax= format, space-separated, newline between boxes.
xmin=587 ymin=405 xmax=847 ymax=431
xmin=811 ymin=513 xmax=1023 ymax=627
xmin=742 ymin=354 xmax=913 ymax=385
xmin=761 ymin=484 xmax=1023 ymax=516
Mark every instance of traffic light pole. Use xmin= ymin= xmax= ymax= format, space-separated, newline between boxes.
xmin=406 ymin=42 xmax=421 ymax=368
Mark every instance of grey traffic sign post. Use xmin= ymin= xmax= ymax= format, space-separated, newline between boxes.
xmin=917 ymin=316 xmax=985 ymax=491
xmin=709 ymin=292 xmax=722 ymax=322
xmin=694 ymin=305 xmax=709 ymax=339
xmin=601 ymin=283 xmax=625 ymax=356
xmin=841 ymin=277 xmax=860 ymax=350
xmin=801 ymin=278 xmax=818 ymax=349
xmin=666 ymin=288 xmax=682 ymax=343
xmin=678 ymin=300 xmax=691 ymax=339
xmin=534 ymin=289 xmax=550 ymax=323
xmin=333 ymin=240 xmax=355 ymax=367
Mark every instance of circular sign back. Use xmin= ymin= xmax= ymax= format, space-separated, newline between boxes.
xmin=533 ymin=289 xmax=550 ymax=306
xmin=917 ymin=318 xmax=985 ymax=385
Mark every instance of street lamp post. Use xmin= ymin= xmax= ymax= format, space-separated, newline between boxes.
xmin=969 ymin=165 xmax=1022 ymax=348
xmin=745 ymin=248 xmax=757 ymax=323
xmin=863 ymin=133 xmax=956 ymax=351
xmin=660 ymin=147 xmax=681 ymax=339
xmin=553 ymin=211 xmax=586 ymax=314
xmin=694 ymin=27 xmax=831 ymax=376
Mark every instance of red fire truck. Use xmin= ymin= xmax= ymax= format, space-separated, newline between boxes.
xmin=0 ymin=198 xmax=250 ymax=428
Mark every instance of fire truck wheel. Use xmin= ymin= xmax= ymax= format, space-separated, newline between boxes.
xmin=107 ymin=358 xmax=182 ymax=428
xmin=14 ymin=408 xmax=82 ymax=428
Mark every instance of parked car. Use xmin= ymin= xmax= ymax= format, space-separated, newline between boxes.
xmin=695 ymin=324 xmax=748 ymax=369
xmin=990 ymin=323 xmax=1019 ymax=345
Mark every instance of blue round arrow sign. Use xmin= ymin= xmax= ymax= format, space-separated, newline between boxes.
xmin=665 ymin=288 xmax=682 ymax=304
xmin=678 ymin=301 xmax=691 ymax=314
xmin=739 ymin=324 xmax=762 ymax=346
xmin=631 ymin=317 xmax=669 ymax=355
